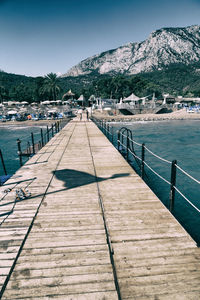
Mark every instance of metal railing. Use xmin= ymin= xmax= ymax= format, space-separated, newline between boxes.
xmin=16 ymin=120 xmax=63 ymax=167
xmin=0 ymin=149 xmax=11 ymax=186
xmin=91 ymin=117 xmax=200 ymax=216
xmin=0 ymin=149 xmax=7 ymax=176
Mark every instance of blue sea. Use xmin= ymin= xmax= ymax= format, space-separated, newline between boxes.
xmin=0 ymin=124 xmax=46 ymax=175
xmin=0 ymin=120 xmax=200 ymax=245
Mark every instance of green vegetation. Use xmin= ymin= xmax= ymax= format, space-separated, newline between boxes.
xmin=141 ymin=62 xmax=200 ymax=97
xmin=0 ymin=62 xmax=200 ymax=103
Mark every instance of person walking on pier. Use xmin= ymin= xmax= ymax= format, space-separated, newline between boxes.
xmin=78 ymin=108 xmax=82 ymax=121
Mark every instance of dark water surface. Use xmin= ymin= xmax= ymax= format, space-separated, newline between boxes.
xmin=0 ymin=124 xmax=45 ymax=175
xmin=111 ymin=120 xmax=200 ymax=245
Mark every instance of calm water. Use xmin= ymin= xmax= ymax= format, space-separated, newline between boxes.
xmin=0 ymin=124 xmax=45 ymax=175
xmin=111 ymin=120 xmax=200 ymax=245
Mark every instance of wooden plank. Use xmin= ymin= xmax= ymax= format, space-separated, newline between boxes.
xmin=1 ymin=119 xmax=200 ymax=299
xmin=3 ymin=282 xmax=117 ymax=299
xmin=11 ymin=264 xmax=113 ymax=280
xmin=21 ymin=244 xmax=108 ymax=255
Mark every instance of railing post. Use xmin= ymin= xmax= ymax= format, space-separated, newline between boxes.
xmin=17 ymin=139 xmax=23 ymax=167
xmin=41 ymin=128 xmax=44 ymax=147
xmin=0 ymin=149 xmax=7 ymax=175
xmin=141 ymin=143 xmax=145 ymax=179
xmin=47 ymin=125 xmax=49 ymax=142
xmin=27 ymin=141 xmax=31 ymax=155
xmin=117 ymin=130 xmax=120 ymax=151
xmin=111 ymin=126 xmax=114 ymax=144
xmin=126 ymin=135 xmax=129 ymax=161
xmin=51 ymin=124 xmax=54 ymax=137
xmin=107 ymin=124 xmax=110 ymax=139
xmin=31 ymin=132 xmax=35 ymax=154
xmin=170 ymin=160 xmax=177 ymax=212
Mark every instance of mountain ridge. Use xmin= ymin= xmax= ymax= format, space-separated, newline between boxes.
xmin=61 ymin=24 xmax=200 ymax=77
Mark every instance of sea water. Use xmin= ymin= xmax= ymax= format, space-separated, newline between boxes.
xmin=0 ymin=124 xmax=45 ymax=175
xmin=111 ymin=120 xmax=200 ymax=245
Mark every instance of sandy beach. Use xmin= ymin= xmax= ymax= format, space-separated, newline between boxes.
xmin=1 ymin=110 xmax=200 ymax=126
xmin=91 ymin=109 xmax=200 ymax=122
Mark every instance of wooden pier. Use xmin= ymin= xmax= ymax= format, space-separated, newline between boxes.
xmin=0 ymin=113 xmax=200 ymax=299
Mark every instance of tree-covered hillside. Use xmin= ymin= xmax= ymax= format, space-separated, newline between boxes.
xmin=1 ymin=62 xmax=200 ymax=103
xmin=141 ymin=62 xmax=200 ymax=97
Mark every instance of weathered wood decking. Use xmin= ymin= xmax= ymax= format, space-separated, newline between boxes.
xmin=0 ymin=114 xmax=200 ymax=299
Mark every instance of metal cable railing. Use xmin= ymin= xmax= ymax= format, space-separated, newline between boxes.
xmin=91 ymin=117 xmax=200 ymax=216
xmin=16 ymin=120 xmax=63 ymax=167
xmin=144 ymin=145 xmax=171 ymax=164
xmin=0 ymin=120 xmax=67 ymax=186
xmin=118 ymin=127 xmax=200 ymax=214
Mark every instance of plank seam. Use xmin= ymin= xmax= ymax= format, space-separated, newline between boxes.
xmin=85 ymin=121 xmax=122 ymax=300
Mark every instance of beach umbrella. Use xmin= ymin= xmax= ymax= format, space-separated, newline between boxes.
xmin=48 ymin=109 xmax=57 ymax=113
xmin=19 ymin=107 xmax=27 ymax=112
xmin=8 ymin=101 xmax=16 ymax=106
xmin=123 ymin=93 xmax=140 ymax=102
xmin=21 ymin=101 xmax=28 ymax=105
xmin=7 ymin=110 xmax=18 ymax=114
xmin=41 ymin=100 xmax=51 ymax=105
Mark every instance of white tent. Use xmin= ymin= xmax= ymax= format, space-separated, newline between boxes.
xmin=78 ymin=95 xmax=85 ymax=101
xmin=123 ymin=93 xmax=140 ymax=102
xmin=7 ymin=110 xmax=18 ymax=115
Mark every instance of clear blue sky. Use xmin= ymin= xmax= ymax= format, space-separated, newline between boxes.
xmin=0 ymin=0 xmax=200 ymax=77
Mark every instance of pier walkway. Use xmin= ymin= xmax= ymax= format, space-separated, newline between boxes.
xmin=0 ymin=114 xmax=200 ymax=299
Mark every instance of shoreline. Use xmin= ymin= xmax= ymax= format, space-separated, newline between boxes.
xmin=1 ymin=111 xmax=200 ymax=126
xmin=0 ymin=118 xmax=69 ymax=127
xmin=91 ymin=109 xmax=200 ymax=122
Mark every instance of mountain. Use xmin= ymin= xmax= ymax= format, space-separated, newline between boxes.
xmin=61 ymin=25 xmax=200 ymax=77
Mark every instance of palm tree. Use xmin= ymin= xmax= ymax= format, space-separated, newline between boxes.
xmin=43 ymin=73 xmax=60 ymax=100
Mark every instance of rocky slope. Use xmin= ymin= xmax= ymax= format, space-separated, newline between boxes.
xmin=61 ymin=25 xmax=200 ymax=77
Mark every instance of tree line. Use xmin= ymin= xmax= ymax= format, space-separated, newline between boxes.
xmin=1 ymin=62 xmax=200 ymax=103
